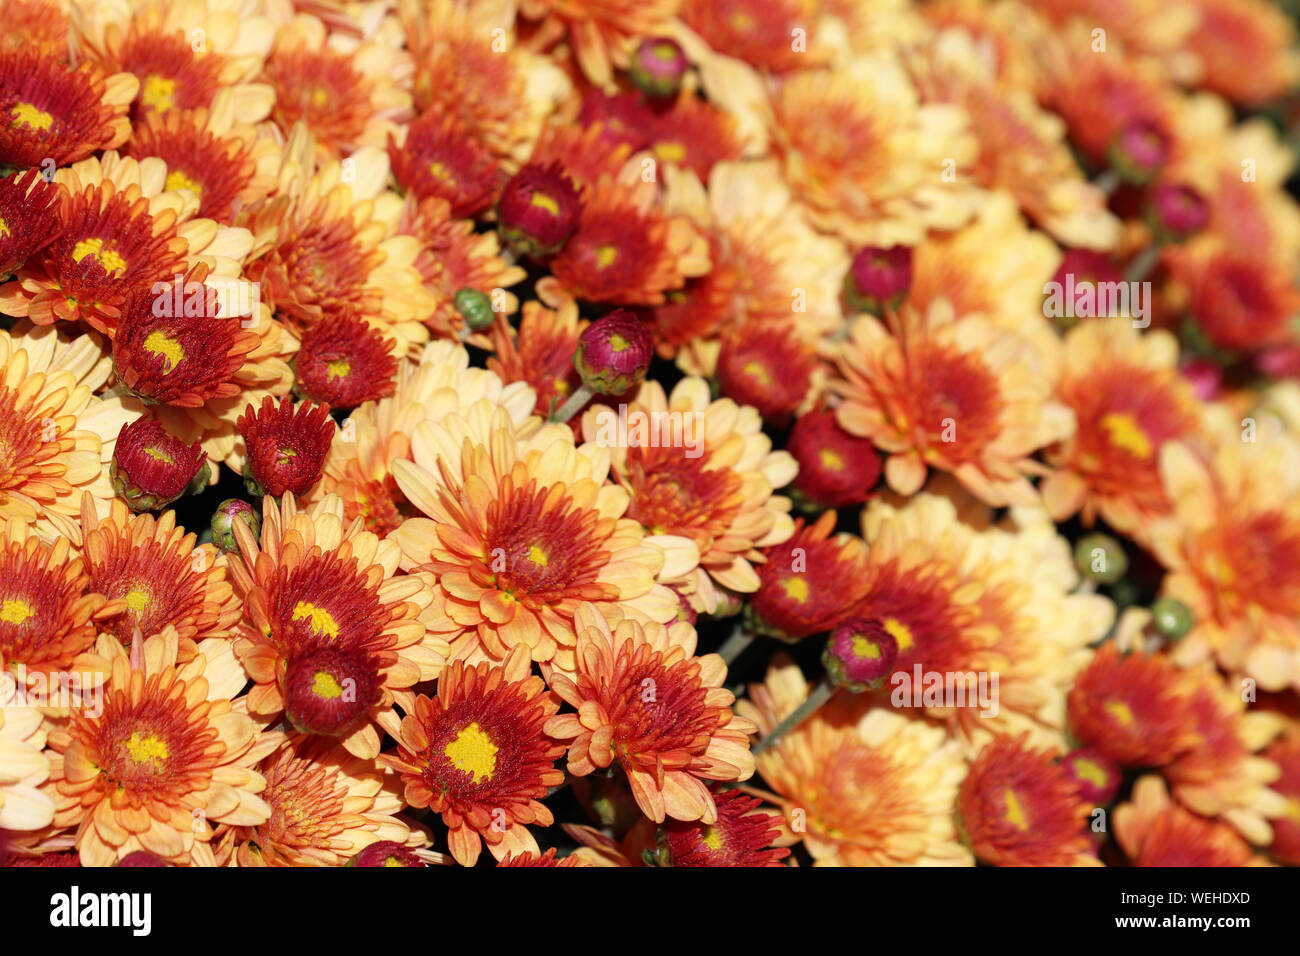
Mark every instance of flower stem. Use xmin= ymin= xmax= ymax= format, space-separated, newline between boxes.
xmin=550 ymin=384 xmax=594 ymax=423
xmin=1093 ymin=169 xmax=1120 ymax=196
xmin=752 ymin=679 xmax=835 ymax=756
xmin=717 ymin=625 xmax=755 ymax=666
xmin=1125 ymin=242 xmax=1162 ymax=283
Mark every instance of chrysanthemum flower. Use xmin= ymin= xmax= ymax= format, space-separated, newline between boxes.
xmin=1067 ymin=644 xmax=1201 ymax=767
xmin=647 ymin=93 xmax=744 ymax=182
xmin=46 ymin=630 xmax=280 ymax=867
xmin=109 ymin=416 xmax=207 ymax=511
xmin=0 ymin=0 xmax=70 ymax=52
xmin=382 ymin=648 xmax=563 ymax=867
xmin=545 ymin=605 xmax=755 ymax=824
xmin=1060 ymin=747 xmax=1122 ymax=807
xmin=517 ymin=0 xmax=678 ymax=88
xmin=391 ymin=413 xmax=691 ymax=669
xmin=388 ymin=109 xmax=502 ymax=219
xmin=0 ymin=153 xmax=252 ymax=335
xmin=262 ymin=13 xmax=412 ymax=159
xmin=487 ymin=300 xmax=588 ymax=419
xmin=0 ymin=169 xmax=60 ymax=279
xmin=660 ymin=788 xmax=790 ymax=867
xmin=497 ymin=161 xmax=583 ymax=261
xmin=216 ymin=734 xmax=424 ymax=867
xmin=737 ymin=656 xmax=971 ymax=866
xmin=78 ymin=495 xmax=238 ymax=648
xmin=346 ymin=841 xmax=429 ymax=867
xmin=958 ymin=735 xmax=1098 ymax=866
xmin=1178 ymin=250 xmax=1300 ymax=353
xmin=1114 ymin=775 xmax=1263 ymax=867
xmin=225 ymin=494 xmax=449 ymax=759
xmin=714 ymin=326 xmax=817 ymax=425
xmin=678 ymin=0 xmax=827 ymax=74
xmin=830 ymin=303 xmax=1074 ymax=506
xmin=581 ymin=377 xmax=795 ymax=616
xmin=497 ymin=848 xmax=590 ymax=867
xmin=0 ymin=324 xmax=139 ymax=534
xmin=1264 ymin=730 xmax=1300 ymax=865
xmin=1042 ymin=320 xmax=1202 ymax=537
xmin=0 ymin=47 xmax=135 ymax=168
xmin=237 ymin=396 xmax=334 ymax=499
xmin=1183 ymin=0 xmax=1300 ymax=106
xmin=0 ymin=694 xmax=54 ymax=833
xmin=1148 ymin=431 xmax=1300 ymax=692
xmin=574 ymin=309 xmax=653 ymax=396
xmin=748 ymin=512 xmax=871 ymax=641
xmin=541 ymin=172 xmax=709 ymax=307
xmin=293 ymin=312 xmax=399 ymax=410
xmin=529 ymin=115 xmax=637 ymax=192
xmin=786 ymin=404 xmax=882 ymax=510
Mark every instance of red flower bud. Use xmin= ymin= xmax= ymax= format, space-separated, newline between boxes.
xmin=110 ymin=417 xmax=208 ymax=511
xmin=823 ymin=618 xmax=898 ymax=691
xmin=841 ymin=245 xmax=912 ymax=315
xmin=497 ymin=161 xmax=583 ymax=259
xmin=787 ymin=406 xmax=881 ymax=509
xmin=629 ymin=37 xmax=688 ymax=99
xmin=574 ymin=308 xmax=653 ymax=395
xmin=237 ymin=396 xmax=335 ymax=499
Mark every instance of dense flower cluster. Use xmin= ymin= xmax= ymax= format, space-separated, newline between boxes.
xmin=1 ymin=0 xmax=1299 ymax=871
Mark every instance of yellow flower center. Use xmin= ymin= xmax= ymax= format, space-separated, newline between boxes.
xmin=143 ymin=329 xmax=185 ymax=372
xmin=0 ymin=215 xmax=10 ymax=239
xmin=125 ymin=588 xmax=150 ymax=612
xmin=71 ymin=237 xmax=128 ymax=278
xmin=883 ymin=617 xmax=914 ymax=652
xmin=310 ymin=87 xmax=330 ymax=108
xmin=595 ymin=244 xmax=619 ymax=269
xmin=1100 ymin=411 xmax=1152 ymax=459
xmin=312 ymin=671 xmax=344 ymax=699
xmin=123 ymin=731 xmax=169 ymax=768
xmin=529 ymin=191 xmax=560 ymax=215
xmin=700 ymin=826 xmax=724 ymax=851
xmin=655 ymin=142 xmax=686 ymax=164
xmin=428 ymin=160 xmax=454 ymax=183
xmin=608 ymin=333 xmax=629 ymax=352
xmin=1073 ymin=757 xmax=1109 ymax=789
xmin=1002 ymin=788 xmax=1029 ymax=831
xmin=743 ymin=360 xmax=771 ymax=385
xmin=383 ymin=856 xmax=404 ymax=867
xmin=143 ymin=445 xmax=175 ymax=464
xmin=528 ymin=543 xmax=549 ymax=567
xmin=292 ymin=601 xmax=340 ymax=639
xmin=780 ymin=576 xmax=808 ymax=602
xmin=652 ymin=42 xmax=679 ymax=61
xmin=444 ymin=721 xmax=497 ymax=784
xmin=0 ymin=598 xmax=35 ymax=625
xmin=165 ymin=169 xmax=202 ymax=196
xmin=819 ymin=448 xmax=844 ymax=471
xmin=850 ymin=634 xmax=881 ymax=659
xmin=730 ymin=11 xmax=755 ymax=30
xmin=10 ymin=101 xmax=53 ymax=131
xmin=142 ymin=74 xmax=176 ymax=112
xmin=327 ymin=357 xmax=352 ymax=380
xmin=1105 ymin=699 xmax=1134 ymax=726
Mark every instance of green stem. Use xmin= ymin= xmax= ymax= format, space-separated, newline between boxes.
xmin=1093 ymin=169 xmax=1120 ymax=196
xmin=717 ymin=625 xmax=755 ymax=666
xmin=1125 ymin=242 xmax=1163 ymax=283
xmin=550 ymin=384 xmax=594 ymax=423
xmin=753 ymin=679 xmax=835 ymax=756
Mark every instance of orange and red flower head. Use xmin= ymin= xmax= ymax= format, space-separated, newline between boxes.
xmin=786 ymin=405 xmax=882 ymax=509
xmin=1059 ymin=747 xmax=1123 ymax=807
xmin=497 ymin=161 xmax=583 ymax=260
xmin=126 ymin=108 xmax=257 ymax=223
xmin=660 ymin=789 xmax=790 ymax=867
xmin=389 ymin=110 xmax=502 ymax=219
xmin=0 ymin=168 xmax=60 ymax=278
xmin=238 ymin=396 xmax=335 ymax=499
xmin=574 ymin=308 xmax=653 ymax=396
xmin=0 ymin=50 xmax=130 ymax=168
xmin=347 ymin=841 xmax=426 ymax=867
xmin=384 ymin=654 xmax=564 ymax=867
xmin=282 ymin=641 xmax=384 ymax=738
xmin=293 ymin=313 xmax=398 ymax=410
xmin=958 ymin=735 xmax=1097 ymax=867
xmin=841 ymin=245 xmax=913 ymax=316
xmin=715 ymin=326 xmax=814 ymax=424
xmin=110 ymin=416 xmax=207 ymax=511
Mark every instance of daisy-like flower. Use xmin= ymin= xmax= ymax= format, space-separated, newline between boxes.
xmin=0 ymin=152 xmax=253 ymax=335
xmin=1067 ymin=644 xmax=1201 ymax=768
xmin=46 ymin=630 xmax=281 ymax=867
xmin=737 ymin=656 xmax=972 ymax=866
xmin=0 ymin=0 xmax=71 ymax=52
xmin=382 ymin=647 xmax=563 ymax=867
xmin=829 ymin=302 xmax=1075 ymax=506
xmin=237 ymin=396 xmax=335 ymax=499
xmin=262 ymin=13 xmax=413 ymax=159
xmin=545 ymin=604 xmax=755 ymax=824
xmin=1042 ymin=319 xmax=1203 ymax=537
xmin=78 ymin=494 xmax=238 ymax=648
xmin=581 ymin=377 xmax=795 ymax=616
xmin=858 ymin=494 xmax=1112 ymax=749
xmin=540 ymin=171 xmax=710 ymax=307
xmin=1178 ymin=249 xmax=1300 ymax=354
xmin=0 ymin=692 xmax=55 ymax=833
xmin=1114 ymin=775 xmax=1264 ymax=867
xmin=487 ymin=300 xmax=588 ymax=419
xmin=785 ymin=404 xmax=882 ymax=510
xmin=659 ymin=788 xmax=790 ymax=867
xmin=1149 ymin=428 xmax=1300 ymax=692
xmin=767 ymin=54 xmax=979 ymax=246
xmin=957 ymin=735 xmax=1099 ymax=866
xmin=0 ymin=323 xmax=139 ymax=534
xmin=225 ymin=493 xmax=448 ymax=759
xmin=0 ymin=169 xmax=60 ymax=279
xmin=678 ymin=0 xmax=824 ymax=75
xmin=390 ymin=411 xmax=691 ymax=669
xmin=497 ymin=161 xmax=584 ymax=261
xmin=714 ymin=326 xmax=817 ymax=425
xmin=748 ymin=512 xmax=872 ymax=641
xmin=646 ymin=93 xmax=744 ymax=183
xmin=518 ymin=0 xmax=678 ymax=88
xmin=0 ymin=47 xmax=135 ymax=168
xmin=217 ymin=734 xmax=423 ymax=867
xmin=1183 ymin=0 xmax=1300 ymax=106
xmin=109 ymin=416 xmax=207 ymax=511
xmin=388 ymin=110 xmax=502 ymax=219
xmin=293 ymin=312 xmax=399 ymax=410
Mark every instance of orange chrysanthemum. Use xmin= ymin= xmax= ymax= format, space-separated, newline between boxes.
xmin=0 ymin=168 xmax=60 ymax=278
xmin=487 ymin=300 xmax=587 ymax=419
xmin=382 ymin=648 xmax=563 ymax=867
xmin=497 ymin=848 xmax=590 ymax=867
xmin=1114 ymin=775 xmax=1264 ymax=867
xmin=660 ymin=788 xmax=791 ymax=867
xmin=545 ymin=605 xmax=755 ymax=824
xmin=679 ymin=0 xmax=820 ymax=74
xmin=389 ymin=110 xmax=503 ymax=220
xmin=1264 ymin=730 xmax=1300 ymax=865
xmin=518 ymin=0 xmax=679 ymax=88
xmin=1183 ymin=0 xmax=1300 ymax=106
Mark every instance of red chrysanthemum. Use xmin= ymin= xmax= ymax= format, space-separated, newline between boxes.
xmin=383 ymin=653 xmax=564 ymax=867
xmin=0 ymin=169 xmax=60 ymax=278
xmin=497 ymin=161 xmax=583 ymax=260
xmin=660 ymin=789 xmax=790 ymax=867
xmin=841 ymin=245 xmax=914 ymax=316
xmin=497 ymin=847 xmax=588 ymax=867
xmin=281 ymin=641 xmax=384 ymax=738
xmin=126 ymin=107 xmax=257 ymax=223
xmin=576 ymin=92 xmax=657 ymax=154
xmin=715 ymin=326 xmax=814 ymax=424
xmin=1059 ymin=747 xmax=1123 ymax=807
xmin=958 ymin=735 xmax=1097 ymax=867
xmin=1186 ymin=251 xmax=1300 ymax=352
xmin=108 ymin=21 xmax=224 ymax=120
xmin=294 ymin=313 xmax=398 ymax=410
xmin=348 ymin=841 xmax=426 ymax=867
xmin=237 ymin=397 xmax=335 ymax=499
xmin=390 ymin=109 xmax=502 ymax=219
xmin=110 ymin=416 xmax=207 ymax=510
xmin=648 ymin=94 xmax=742 ymax=181
xmin=749 ymin=512 xmax=872 ymax=641
xmin=786 ymin=404 xmax=882 ymax=509
xmin=487 ymin=300 xmax=587 ymax=418
xmin=823 ymin=617 xmax=899 ymax=691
